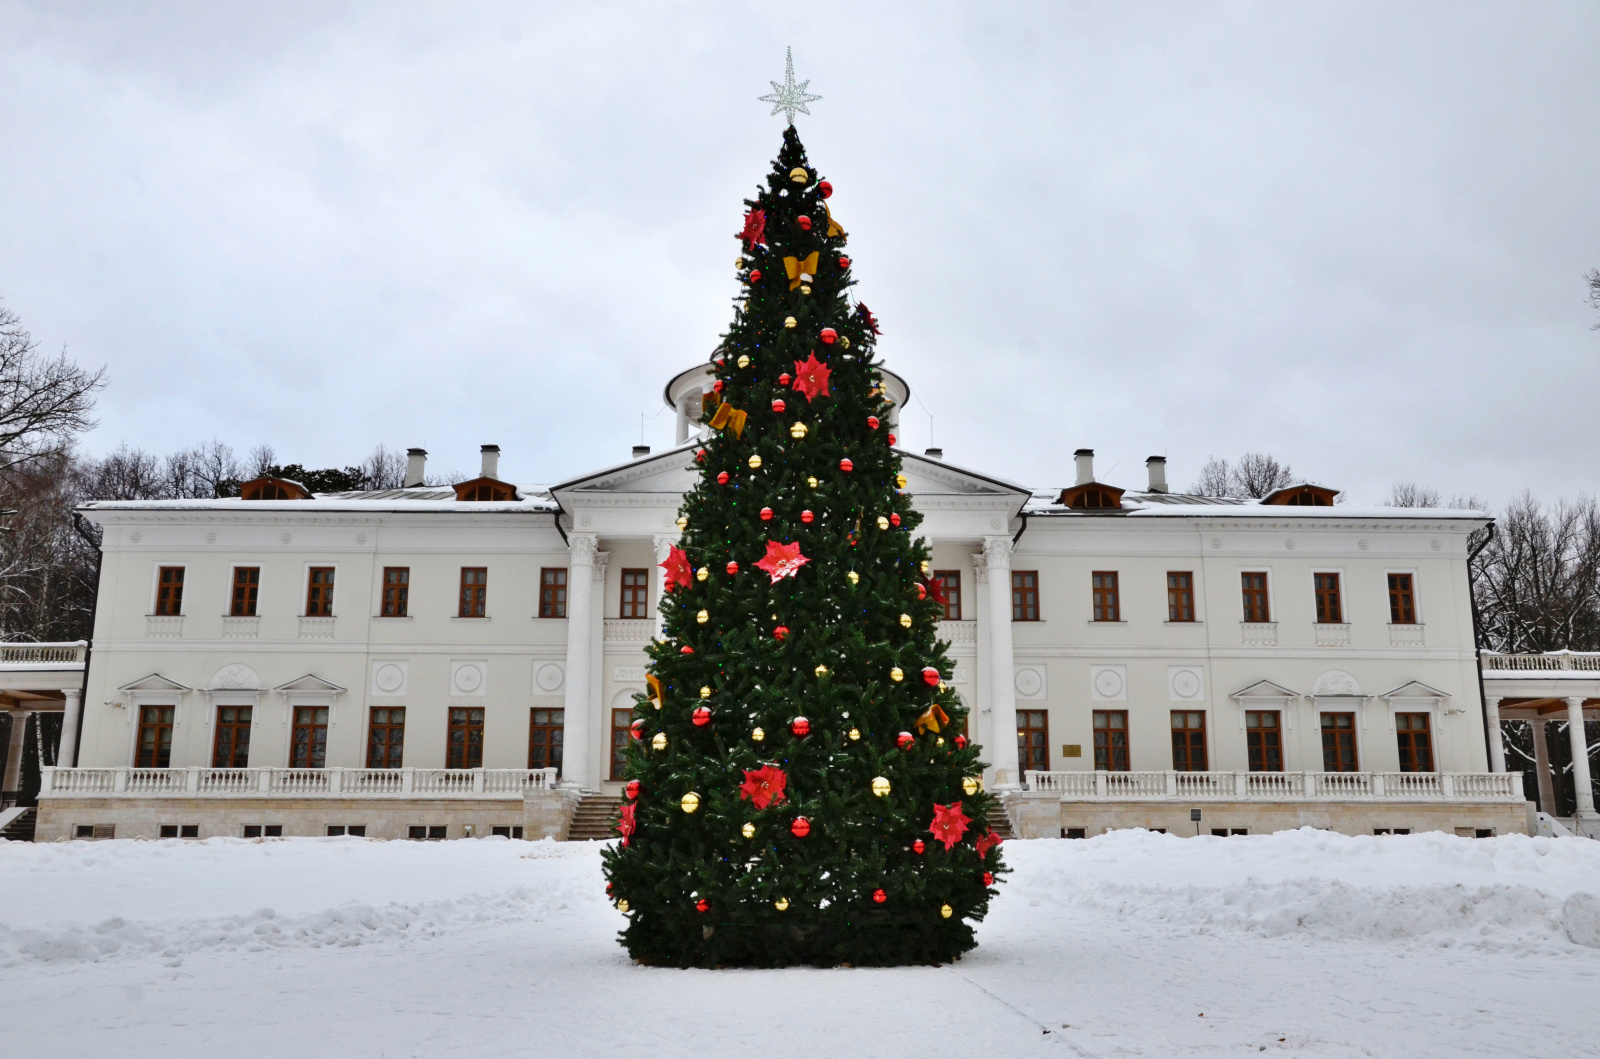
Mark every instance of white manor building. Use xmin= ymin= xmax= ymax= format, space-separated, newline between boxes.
xmin=26 ymin=357 xmax=1589 ymax=843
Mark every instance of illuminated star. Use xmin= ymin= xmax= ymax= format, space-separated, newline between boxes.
xmin=759 ymin=47 xmax=822 ymax=125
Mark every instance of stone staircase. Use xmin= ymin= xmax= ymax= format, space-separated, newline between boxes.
xmin=0 ymin=806 xmax=36 ymax=842
xmin=985 ymin=800 xmax=1015 ymax=841
xmin=566 ymin=794 xmax=622 ymax=841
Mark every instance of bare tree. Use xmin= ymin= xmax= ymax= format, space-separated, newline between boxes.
xmin=361 ymin=444 xmax=406 ymax=490
xmin=1191 ymin=456 xmax=1233 ymax=497
xmin=1387 ymin=482 xmax=1442 ymax=508
xmin=75 ymin=444 xmax=165 ymax=501
xmin=246 ymin=444 xmax=276 ymax=480
xmin=0 ymin=301 xmax=105 ymax=480
xmin=1586 ymin=268 xmax=1600 ymax=330
xmin=1473 ymin=493 xmax=1600 ymax=653
xmin=1189 ymin=453 xmax=1294 ymax=498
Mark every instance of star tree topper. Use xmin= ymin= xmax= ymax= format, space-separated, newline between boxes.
xmin=759 ymin=47 xmax=822 ymax=125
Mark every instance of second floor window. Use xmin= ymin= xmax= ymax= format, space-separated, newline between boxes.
xmin=1012 ymin=571 xmax=1039 ymax=621
xmin=1388 ymin=573 xmax=1417 ymax=624
xmin=1167 ymin=572 xmax=1194 ymax=622
xmin=539 ymin=568 xmax=568 ymax=618
xmin=230 ymin=567 xmax=259 ymax=617
xmin=620 ymin=568 xmax=649 ymax=618
xmin=935 ymin=571 xmax=962 ymax=620
xmin=1314 ymin=573 xmax=1343 ymax=623
xmin=306 ymin=567 xmax=335 ymax=616
xmin=1240 ymin=572 xmax=1270 ymax=623
xmin=1091 ymin=571 xmax=1120 ymax=622
xmin=459 ymin=567 xmax=487 ymax=617
xmin=155 ymin=566 xmax=184 ymax=616
xmin=381 ymin=567 xmax=409 ymax=617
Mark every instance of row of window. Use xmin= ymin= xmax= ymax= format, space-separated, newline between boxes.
xmin=1014 ymin=708 xmax=1435 ymax=775
xmin=1011 ymin=570 xmax=1418 ymax=625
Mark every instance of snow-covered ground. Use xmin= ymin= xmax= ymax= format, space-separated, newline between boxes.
xmin=4 ymin=829 xmax=1599 ymax=1057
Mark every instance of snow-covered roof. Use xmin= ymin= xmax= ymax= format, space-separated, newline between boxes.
xmin=1022 ymin=489 xmax=1489 ymax=520
xmin=80 ymin=485 xmax=560 ymax=514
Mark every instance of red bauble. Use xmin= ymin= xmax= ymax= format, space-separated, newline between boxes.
xmin=790 ymin=816 xmax=811 ymax=838
xmin=820 ymin=327 xmax=837 ymax=344
xmin=797 ymin=215 xmax=812 ymax=231
xmin=887 ymin=433 xmax=897 ymax=446
xmin=726 ymin=561 xmax=739 ymax=575
xmin=692 ymin=706 xmax=711 ymax=727
xmin=867 ymin=416 xmax=879 ymax=429
xmin=760 ymin=507 xmax=774 ymax=521
xmin=695 ymin=449 xmax=706 ymax=463
xmin=922 ymin=666 xmax=941 ymax=686
xmin=840 ymin=458 xmax=853 ymax=472
xmin=716 ymin=358 xmax=726 ymax=366
xmin=779 ymin=372 xmax=792 ymax=386
xmin=771 ymin=398 xmax=786 ymax=413
xmin=621 ymin=836 xmax=629 ymax=847
xmin=839 ymin=256 xmax=850 ymax=268
xmin=872 ymin=889 xmax=887 ymax=904
xmin=773 ymin=625 xmax=789 ymax=640
xmin=818 ymin=180 xmax=833 ymax=198
xmin=890 ymin=513 xmax=901 ymax=527
xmin=713 ymin=379 xmax=725 ymax=392
xmin=800 ymin=509 xmax=814 ymax=523
xmin=897 ymin=731 xmax=915 ymax=750
xmin=625 ymin=780 xmax=641 ymax=799
xmin=717 ymin=471 xmax=730 ymax=485
xmin=791 ymin=716 xmax=811 ymax=737
xmin=630 ymin=720 xmax=645 ymax=740
xmin=912 ymin=839 xmax=926 ymax=854
xmin=681 ymin=645 xmax=694 ymax=654
xmin=955 ymin=734 xmax=967 ymax=749
xmin=983 ymin=872 xmax=995 ymax=886
xmin=696 ymin=898 xmax=709 ymax=913
xmin=749 ymin=269 xmax=761 ymax=282
xmin=916 ymin=583 xmax=927 ymax=600
xmin=606 ymin=882 xmax=614 ymax=894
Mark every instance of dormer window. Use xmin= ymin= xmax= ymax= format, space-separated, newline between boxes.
xmin=453 ymin=477 xmax=518 ymax=502
xmin=1260 ymin=484 xmax=1339 ymax=506
xmin=1054 ymin=482 xmax=1127 ymax=511
xmin=239 ymin=477 xmax=310 ymax=501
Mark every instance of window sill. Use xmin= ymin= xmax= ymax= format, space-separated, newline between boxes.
xmin=451 ymin=616 xmax=491 ymax=622
xmin=373 ymin=615 xmax=413 ymax=620
xmin=1164 ymin=620 xmax=1203 ymax=625
xmin=532 ymin=615 xmax=569 ymax=621
xmin=1087 ymin=620 xmax=1127 ymax=625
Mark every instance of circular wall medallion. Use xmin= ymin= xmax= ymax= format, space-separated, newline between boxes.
xmin=1284 ymin=538 xmax=1296 ymax=551
xmin=1210 ymin=538 xmax=1222 ymax=550
xmin=1430 ymin=539 xmax=1441 ymax=551
xmin=1014 ymin=668 xmax=1043 ymax=697
xmin=535 ymin=664 xmax=565 ymax=692
xmin=1094 ymin=669 xmax=1124 ymax=698
xmin=579 ymin=514 xmax=592 ymax=527
xmin=453 ymin=664 xmax=483 ymax=693
xmin=1358 ymin=538 xmax=1369 ymax=550
xmin=280 ymin=532 xmax=293 ymax=545
xmin=990 ymin=515 xmax=1004 ymax=530
xmin=356 ymin=533 xmax=368 ymax=545
xmin=205 ymin=531 xmax=217 ymax=544
xmin=1172 ymin=670 xmax=1202 ymax=699
xmin=374 ymin=663 xmax=404 ymax=693
xmin=129 ymin=531 xmax=142 ymax=544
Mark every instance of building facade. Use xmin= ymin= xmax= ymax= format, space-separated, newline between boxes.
xmin=33 ymin=360 xmax=1539 ymax=841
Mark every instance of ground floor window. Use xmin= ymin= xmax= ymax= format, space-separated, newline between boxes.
xmin=135 ymin=705 xmax=174 ymax=768
xmin=290 ymin=706 xmax=328 ymax=769
xmin=1246 ymin=710 xmax=1282 ymax=772
xmin=1018 ymin=709 xmax=1049 ymax=773
xmin=610 ymin=707 xmax=632 ymax=780
xmin=327 ymin=825 xmax=367 ymax=836
xmin=1171 ymin=710 xmax=1208 ymax=771
xmin=1321 ymin=712 xmax=1358 ymax=771
xmin=1092 ymin=710 xmax=1128 ymax=771
xmin=1396 ymin=712 xmax=1434 ymax=772
xmin=447 ymin=708 xmax=484 ymax=770
xmin=367 ymin=707 xmax=405 ymax=769
xmin=213 ymin=705 xmax=251 ymax=768
xmin=529 ymin=708 xmax=564 ymax=774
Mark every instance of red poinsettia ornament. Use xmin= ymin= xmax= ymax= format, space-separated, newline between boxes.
xmin=755 ymin=539 xmax=810 ymax=583
xmin=974 ymin=829 xmax=1003 ymax=860
xmin=928 ymin=801 xmax=973 ymax=851
xmin=791 ymin=352 xmax=832 ymax=402
xmin=617 ymin=802 xmax=637 ymax=839
xmin=659 ymin=545 xmax=693 ymax=592
xmin=738 ymin=208 xmax=766 ymax=249
xmin=739 ymin=764 xmax=788 ymax=809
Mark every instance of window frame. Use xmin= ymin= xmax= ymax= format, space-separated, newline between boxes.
xmin=367 ymin=706 xmax=405 ymax=769
xmin=529 ymin=706 xmax=565 ymax=775
xmin=153 ymin=565 xmax=186 ymax=616
xmin=609 ymin=706 xmax=633 ymax=780
xmin=135 ymin=704 xmax=175 ymax=768
xmin=1313 ymin=571 xmax=1343 ymax=624
xmin=538 ymin=567 xmax=568 ymax=619
xmin=1092 ymin=709 xmax=1129 ymax=772
xmin=934 ymin=570 xmax=962 ymax=621
xmin=1091 ymin=571 xmax=1120 ymax=622
xmin=1244 ymin=709 xmax=1283 ymax=773
xmin=212 ymin=704 xmax=252 ymax=768
xmin=304 ymin=566 xmax=336 ymax=617
xmin=1170 ymin=710 xmax=1208 ymax=772
xmin=447 ymin=707 xmax=485 ymax=770
xmin=1166 ymin=571 xmax=1195 ymax=622
xmin=1320 ymin=711 xmax=1360 ymax=772
xmin=289 ymin=705 xmax=330 ymax=769
xmin=228 ymin=565 xmax=260 ymax=617
xmin=380 ymin=567 xmax=410 ymax=618
xmin=1387 ymin=572 xmax=1419 ymax=625
xmin=1395 ymin=712 xmax=1434 ymax=772
xmin=1017 ymin=708 xmax=1049 ymax=773
xmin=619 ymin=568 xmax=650 ymax=619
xmin=1240 ymin=571 xmax=1271 ymax=623
xmin=1011 ymin=570 xmax=1040 ymax=622
xmin=458 ymin=567 xmax=488 ymax=618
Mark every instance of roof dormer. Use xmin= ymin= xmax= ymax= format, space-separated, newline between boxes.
xmin=1260 ymin=483 xmax=1339 ymax=507
xmin=454 ymin=477 xmax=519 ymax=502
xmin=239 ymin=477 xmax=310 ymax=501
xmin=1054 ymin=448 xmax=1125 ymax=510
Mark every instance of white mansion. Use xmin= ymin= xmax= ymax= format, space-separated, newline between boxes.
xmin=26 ymin=357 xmax=1584 ymax=842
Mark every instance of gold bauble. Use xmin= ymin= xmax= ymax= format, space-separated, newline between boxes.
xmin=699 ymin=686 xmax=711 ymax=699
xmin=939 ymin=681 xmax=948 ymax=692
xmin=742 ymin=822 xmax=755 ymax=839
xmin=890 ymin=667 xmax=904 ymax=682
xmin=696 ymin=609 xmax=709 ymax=624
xmin=651 ymin=732 xmax=667 ymax=750
xmin=741 ymin=300 xmax=748 ymax=311
xmin=871 ymin=776 xmax=891 ymax=797
xmin=617 ymin=899 xmax=630 ymax=913
xmin=839 ymin=336 xmax=850 ymax=349
xmin=899 ymin=613 xmax=912 ymax=628
xmin=737 ymin=354 xmax=750 ymax=368
xmin=896 ymin=474 xmax=908 ymax=488
xmin=962 ymin=776 xmax=979 ymax=795
xmin=848 ymin=727 xmax=860 ymax=741
xmin=752 ymin=727 xmax=765 ymax=741
xmin=735 ymin=258 xmax=745 ymax=269
xmin=748 ymin=454 xmax=762 ymax=469
xmin=676 ymin=516 xmax=689 ymax=530
xmin=814 ymin=664 xmax=828 ymax=678
xmin=847 ymin=571 xmax=859 ymax=585
xmin=681 ymin=792 xmax=700 ymax=813
xmin=775 ymin=897 xmax=790 ymax=911
xmin=789 ymin=166 xmax=808 ymax=183
xmin=800 ymin=284 xmax=811 ymax=295
xmin=696 ymin=566 xmax=708 ymax=581
xmin=920 ymin=561 xmax=932 ymax=575
xmin=808 ymin=476 xmax=819 ymax=489
xmin=790 ymin=422 xmax=807 ymax=439
xmin=936 ymin=737 xmax=944 ymax=746
xmin=940 ymin=904 xmax=953 ymax=919
xmin=876 ymin=516 xmax=889 ymax=530
xmin=783 ymin=316 xmax=797 ymax=329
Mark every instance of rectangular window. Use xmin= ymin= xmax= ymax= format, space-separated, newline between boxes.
xmin=1314 ymin=573 xmax=1343 ymax=624
xmin=935 ymin=571 xmax=962 ymax=621
xmin=327 ymin=825 xmax=366 ymax=837
xmin=155 ymin=566 xmax=185 ymax=616
xmin=290 ymin=706 xmax=329 ymax=769
xmin=1321 ymin=712 xmax=1358 ymax=772
xmin=1171 ymin=711 xmax=1208 ymax=772
xmin=230 ymin=567 xmax=259 ymax=617
xmin=135 ymin=705 xmax=175 ymax=767
xmin=1092 ymin=709 xmax=1129 ymax=772
xmin=1388 ymin=573 xmax=1417 ymax=624
xmin=1167 ymin=572 xmax=1194 ymax=622
xmin=620 ymin=568 xmax=649 ymax=619
xmin=212 ymin=705 xmax=252 ymax=768
xmin=381 ymin=567 xmax=409 ymax=617
xmin=447 ymin=707 xmax=484 ymax=769
xmin=367 ymin=707 xmax=405 ymax=769
xmin=529 ymin=707 xmax=565 ymax=774
xmin=305 ymin=567 xmax=335 ymax=616
xmin=1011 ymin=571 xmax=1039 ymax=621
xmin=1245 ymin=710 xmax=1282 ymax=772
xmin=1240 ymin=572 xmax=1270 ymax=622
xmin=610 ymin=707 xmax=633 ymax=780
xmin=1396 ymin=713 xmax=1434 ymax=772
xmin=459 ymin=567 xmax=487 ymax=618
xmin=539 ymin=568 xmax=568 ymax=618
xmin=1017 ymin=708 xmax=1049 ymax=773
xmin=1091 ymin=571 xmax=1120 ymax=622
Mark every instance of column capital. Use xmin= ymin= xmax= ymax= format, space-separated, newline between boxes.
xmin=1568 ymin=695 xmax=1589 ymax=707
xmin=970 ymin=552 xmax=988 ymax=584
xmin=568 ymin=533 xmax=599 ymax=566
xmin=592 ymin=551 xmax=611 ymax=582
xmin=652 ymin=534 xmax=678 ymax=559
xmin=982 ymin=535 xmax=1013 ymax=570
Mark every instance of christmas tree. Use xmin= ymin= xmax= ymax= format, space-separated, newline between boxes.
xmin=600 ymin=126 xmax=1005 ymax=968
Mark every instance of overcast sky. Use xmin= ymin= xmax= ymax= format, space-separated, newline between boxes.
xmin=1 ymin=2 xmax=1596 ymax=505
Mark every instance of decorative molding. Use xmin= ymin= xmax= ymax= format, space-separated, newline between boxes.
xmin=221 ymin=616 xmax=260 ymax=639
xmin=612 ymin=666 xmax=645 ymax=682
xmin=1312 ymin=670 xmax=1362 ymax=697
xmin=209 ymin=663 xmax=261 ymax=691
xmin=298 ymin=616 xmax=335 ymax=640
xmin=370 ymin=660 xmax=408 ymax=697
xmin=1090 ymin=665 xmax=1126 ymax=701
xmin=1168 ymin=666 xmax=1205 ymax=702
xmin=145 ymin=615 xmax=183 ymax=639
xmin=592 ymin=551 xmax=611 ymax=582
xmin=535 ymin=663 xmax=565 ymax=693
xmin=982 ymin=536 xmax=1013 ymax=571
xmin=568 ymin=533 xmax=599 ymax=566
xmin=450 ymin=660 xmax=487 ymax=696
xmin=970 ymin=552 xmax=988 ymax=584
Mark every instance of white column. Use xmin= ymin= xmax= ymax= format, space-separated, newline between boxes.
xmin=1483 ymin=695 xmax=1505 ymax=773
xmin=1566 ymin=697 xmax=1596 ymax=817
xmin=982 ymin=536 xmax=1021 ymax=789
xmin=58 ymin=689 xmax=83 ymax=769
xmin=589 ymin=549 xmax=609 ymax=787
xmin=675 ymin=397 xmax=690 ymax=445
xmin=652 ymin=534 xmax=676 ymax=641
xmin=560 ymin=534 xmax=598 ymax=791
xmin=3 ymin=711 xmax=30 ymax=792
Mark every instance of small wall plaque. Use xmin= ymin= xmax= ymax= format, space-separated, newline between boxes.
xmin=1061 ymin=744 xmax=1082 ymax=758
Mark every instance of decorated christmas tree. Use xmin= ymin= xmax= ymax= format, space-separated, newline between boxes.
xmin=599 ymin=120 xmax=1005 ymax=968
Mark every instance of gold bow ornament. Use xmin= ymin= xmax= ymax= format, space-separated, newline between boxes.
xmin=914 ymin=703 xmax=950 ymax=734
xmin=708 ymin=401 xmax=748 ymax=439
xmin=782 ymin=252 xmax=820 ymax=290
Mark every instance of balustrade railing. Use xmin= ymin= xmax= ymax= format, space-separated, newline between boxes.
xmin=0 ymin=641 xmax=87 ymax=664
xmin=1481 ymin=650 xmax=1600 ymax=672
xmin=1023 ymin=769 xmax=1522 ymax=802
xmin=39 ymin=766 xmax=560 ymax=800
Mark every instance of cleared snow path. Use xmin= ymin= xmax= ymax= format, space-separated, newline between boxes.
xmin=3 ymin=829 xmax=1597 ymax=1057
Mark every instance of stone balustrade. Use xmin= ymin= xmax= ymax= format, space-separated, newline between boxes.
xmin=39 ymin=766 xmax=560 ymax=800
xmin=1481 ymin=650 xmax=1600 ymax=672
xmin=1023 ymin=769 xmax=1523 ymax=802
xmin=0 ymin=641 xmax=87 ymax=664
